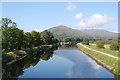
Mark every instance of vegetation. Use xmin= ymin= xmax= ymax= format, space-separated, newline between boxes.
xmin=1 ymin=18 xmax=120 ymax=78
xmin=96 ymin=40 xmax=105 ymax=48
xmin=1 ymin=18 xmax=59 ymax=60
xmin=47 ymin=25 xmax=117 ymax=40
xmin=82 ymin=38 xmax=89 ymax=45
xmin=110 ymin=42 xmax=119 ymax=50
xmin=77 ymin=43 xmax=119 ymax=75
xmin=64 ymin=37 xmax=83 ymax=43
xmin=88 ymin=44 xmax=118 ymax=57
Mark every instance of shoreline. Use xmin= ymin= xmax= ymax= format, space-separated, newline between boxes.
xmin=2 ymin=45 xmax=53 ymax=64
xmin=76 ymin=43 xmax=120 ymax=79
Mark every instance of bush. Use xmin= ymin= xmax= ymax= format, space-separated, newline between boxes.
xmin=96 ymin=41 xmax=105 ymax=48
xmin=18 ymin=50 xmax=27 ymax=56
xmin=7 ymin=52 xmax=17 ymax=58
xmin=110 ymin=43 xmax=119 ymax=50
xmin=82 ymin=39 xmax=89 ymax=45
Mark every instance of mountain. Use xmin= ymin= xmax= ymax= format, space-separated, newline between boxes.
xmin=47 ymin=25 xmax=118 ymax=39
xmin=47 ymin=25 xmax=92 ymax=39
xmin=81 ymin=29 xmax=118 ymax=39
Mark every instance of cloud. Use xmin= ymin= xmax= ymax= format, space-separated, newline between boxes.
xmin=75 ymin=13 xmax=83 ymax=19
xmin=66 ymin=2 xmax=77 ymax=11
xmin=33 ymin=29 xmax=40 ymax=32
xmin=77 ymin=14 xmax=115 ymax=28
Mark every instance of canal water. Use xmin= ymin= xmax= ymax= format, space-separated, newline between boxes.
xmin=2 ymin=44 xmax=115 ymax=78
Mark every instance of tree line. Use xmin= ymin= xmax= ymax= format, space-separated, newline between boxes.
xmin=1 ymin=18 xmax=59 ymax=51
xmin=63 ymin=37 xmax=119 ymax=51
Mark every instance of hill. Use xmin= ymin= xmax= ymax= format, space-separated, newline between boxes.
xmin=47 ymin=26 xmax=92 ymax=39
xmin=47 ymin=25 xmax=118 ymax=40
xmin=81 ymin=29 xmax=118 ymax=39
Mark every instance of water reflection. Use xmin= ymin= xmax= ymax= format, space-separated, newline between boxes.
xmin=2 ymin=46 xmax=59 ymax=79
xmin=2 ymin=44 xmax=115 ymax=79
xmin=55 ymin=46 xmax=114 ymax=78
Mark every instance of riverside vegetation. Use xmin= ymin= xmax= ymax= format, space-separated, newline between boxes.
xmin=1 ymin=18 xmax=60 ymax=63
xmin=1 ymin=18 xmax=119 ymax=78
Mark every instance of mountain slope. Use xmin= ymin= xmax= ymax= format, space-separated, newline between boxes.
xmin=47 ymin=26 xmax=92 ymax=39
xmin=81 ymin=29 xmax=118 ymax=39
xmin=47 ymin=25 xmax=118 ymax=39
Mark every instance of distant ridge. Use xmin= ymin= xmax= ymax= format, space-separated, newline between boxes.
xmin=47 ymin=25 xmax=118 ymax=39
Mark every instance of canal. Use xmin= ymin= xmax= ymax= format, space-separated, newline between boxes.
xmin=2 ymin=44 xmax=115 ymax=79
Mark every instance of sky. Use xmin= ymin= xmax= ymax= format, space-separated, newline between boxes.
xmin=2 ymin=2 xmax=118 ymax=33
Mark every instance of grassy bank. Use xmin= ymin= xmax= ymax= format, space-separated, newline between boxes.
xmin=77 ymin=43 xmax=120 ymax=77
xmin=2 ymin=45 xmax=53 ymax=63
xmin=87 ymin=43 xmax=118 ymax=57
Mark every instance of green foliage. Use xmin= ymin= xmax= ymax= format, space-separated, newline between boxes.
xmin=2 ymin=27 xmax=24 ymax=51
xmin=40 ymin=30 xmax=57 ymax=45
xmin=1 ymin=18 xmax=17 ymax=29
xmin=7 ymin=52 xmax=17 ymax=58
xmin=18 ymin=50 xmax=27 ymax=55
xmin=1 ymin=18 xmax=59 ymax=52
xmin=23 ymin=32 xmax=33 ymax=48
xmin=110 ymin=43 xmax=119 ymax=50
xmin=31 ymin=31 xmax=43 ymax=47
xmin=96 ymin=40 xmax=105 ymax=48
xmin=82 ymin=39 xmax=89 ymax=45
xmin=64 ymin=37 xmax=83 ymax=43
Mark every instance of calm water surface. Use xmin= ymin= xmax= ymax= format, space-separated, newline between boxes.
xmin=19 ymin=46 xmax=114 ymax=78
xmin=2 ymin=45 xmax=115 ymax=78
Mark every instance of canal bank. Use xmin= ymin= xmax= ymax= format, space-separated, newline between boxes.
xmin=2 ymin=45 xmax=56 ymax=64
xmin=2 ymin=44 xmax=118 ymax=79
xmin=77 ymin=43 xmax=120 ymax=79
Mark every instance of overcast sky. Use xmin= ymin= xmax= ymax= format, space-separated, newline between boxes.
xmin=2 ymin=2 xmax=118 ymax=32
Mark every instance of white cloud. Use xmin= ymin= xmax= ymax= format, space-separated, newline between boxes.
xmin=77 ymin=14 xmax=115 ymax=28
xmin=33 ymin=29 xmax=40 ymax=32
xmin=66 ymin=2 xmax=77 ymax=11
xmin=75 ymin=13 xmax=83 ymax=19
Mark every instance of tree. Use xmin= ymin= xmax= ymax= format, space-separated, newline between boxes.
xmin=52 ymin=38 xmax=59 ymax=44
xmin=1 ymin=18 xmax=17 ymax=29
xmin=31 ymin=31 xmax=43 ymax=47
xmin=75 ymin=38 xmax=83 ymax=43
xmin=110 ymin=43 xmax=119 ymax=50
xmin=96 ymin=40 xmax=105 ymax=48
xmin=2 ymin=27 xmax=24 ymax=51
xmin=82 ymin=39 xmax=89 ymax=45
xmin=23 ymin=32 xmax=33 ymax=48
xmin=40 ymin=30 xmax=54 ymax=45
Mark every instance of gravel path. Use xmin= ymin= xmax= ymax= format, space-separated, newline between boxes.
xmin=79 ymin=43 xmax=120 ymax=60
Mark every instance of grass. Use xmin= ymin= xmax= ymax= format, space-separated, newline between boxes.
xmin=88 ymin=43 xmax=119 ymax=57
xmin=77 ymin=43 xmax=119 ymax=75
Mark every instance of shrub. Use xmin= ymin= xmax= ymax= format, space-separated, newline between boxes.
xmin=82 ymin=39 xmax=89 ymax=45
xmin=7 ymin=52 xmax=17 ymax=58
xmin=110 ymin=43 xmax=119 ymax=50
xmin=18 ymin=50 xmax=27 ymax=56
xmin=96 ymin=41 xmax=105 ymax=48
